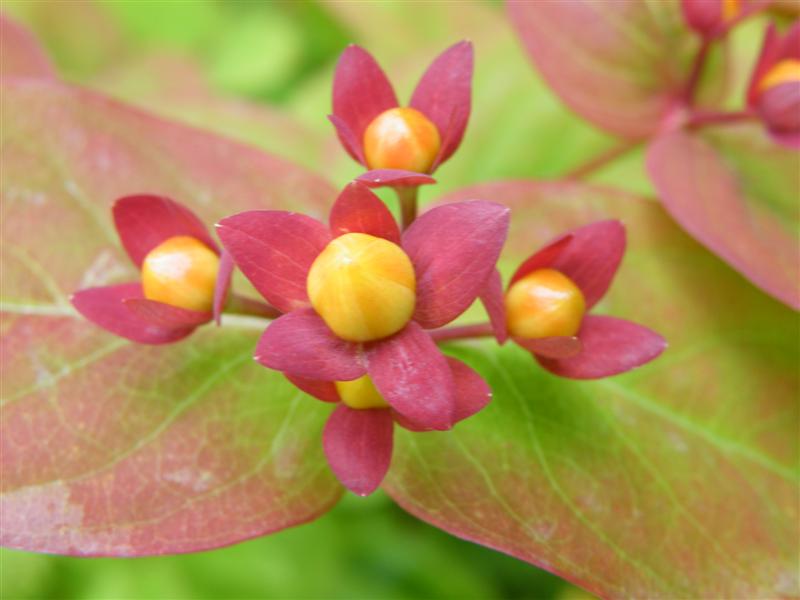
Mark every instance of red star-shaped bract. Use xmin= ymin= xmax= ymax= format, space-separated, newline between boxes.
xmin=746 ymin=21 xmax=800 ymax=150
xmin=216 ymin=182 xmax=509 ymax=494
xmin=483 ymin=220 xmax=667 ymax=379
xmin=70 ymin=195 xmax=231 ymax=344
xmin=329 ymin=41 xmax=473 ymax=180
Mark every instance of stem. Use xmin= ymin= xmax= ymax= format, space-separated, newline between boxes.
xmin=684 ymin=36 xmax=712 ymax=104
xmin=395 ymin=186 xmax=419 ymax=230
xmin=565 ymin=140 xmax=640 ymax=180
xmin=687 ymin=109 xmax=756 ymax=129
xmin=225 ymin=294 xmax=281 ymax=319
xmin=429 ymin=322 xmax=495 ymax=343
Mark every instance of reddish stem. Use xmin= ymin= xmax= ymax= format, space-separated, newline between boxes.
xmin=565 ymin=140 xmax=640 ymax=180
xmin=395 ymin=186 xmax=419 ymax=230
xmin=684 ymin=36 xmax=713 ymax=104
xmin=429 ymin=322 xmax=495 ymax=343
xmin=226 ymin=294 xmax=281 ymax=319
xmin=687 ymin=109 xmax=757 ymax=129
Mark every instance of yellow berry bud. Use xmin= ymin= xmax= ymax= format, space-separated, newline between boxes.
xmin=307 ymin=232 xmax=416 ymax=342
xmin=335 ymin=375 xmax=389 ymax=410
xmin=759 ymin=59 xmax=800 ymax=93
xmin=505 ymin=269 xmax=586 ymax=339
xmin=141 ymin=235 xmax=219 ymax=312
xmin=363 ymin=107 xmax=441 ymax=173
xmin=721 ymin=0 xmax=740 ymax=22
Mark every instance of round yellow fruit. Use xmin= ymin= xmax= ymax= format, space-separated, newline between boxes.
xmin=505 ymin=268 xmax=586 ymax=339
xmin=363 ymin=107 xmax=441 ymax=173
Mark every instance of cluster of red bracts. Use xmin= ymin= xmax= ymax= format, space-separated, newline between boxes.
xmin=71 ymin=41 xmax=666 ymax=496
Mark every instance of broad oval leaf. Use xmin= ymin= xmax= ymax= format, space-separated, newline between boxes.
xmin=647 ymin=124 xmax=800 ymax=311
xmin=383 ymin=181 xmax=799 ymax=598
xmin=0 ymin=14 xmax=56 ymax=80
xmin=507 ymin=0 xmax=718 ymax=139
xmin=0 ymin=80 xmax=341 ymax=555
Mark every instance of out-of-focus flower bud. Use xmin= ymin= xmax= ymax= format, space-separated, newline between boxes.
xmin=681 ymin=0 xmax=742 ymax=37
xmin=141 ymin=235 xmax=220 ymax=312
xmin=307 ymin=232 xmax=416 ymax=342
xmin=505 ymin=268 xmax=586 ymax=339
xmin=335 ymin=375 xmax=390 ymax=410
xmin=363 ymin=107 xmax=441 ymax=173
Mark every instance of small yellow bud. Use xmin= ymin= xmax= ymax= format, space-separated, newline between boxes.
xmin=758 ymin=59 xmax=800 ymax=93
xmin=505 ymin=269 xmax=586 ymax=339
xmin=307 ymin=233 xmax=416 ymax=342
xmin=141 ymin=236 xmax=219 ymax=312
xmin=335 ymin=375 xmax=389 ymax=410
xmin=721 ymin=0 xmax=740 ymax=22
xmin=363 ymin=107 xmax=441 ymax=173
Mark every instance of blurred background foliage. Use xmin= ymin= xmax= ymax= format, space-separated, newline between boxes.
xmin=0 ymin=0 xmax=780 ymax=598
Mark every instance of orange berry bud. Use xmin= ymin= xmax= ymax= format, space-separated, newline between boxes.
xmin=307 ymin=233 xmax=416 ymax=342
xmin=363 ymin=107 xmax=441 ymax=173
xmin=721 ymin=0 xmax=740 ymax=21
xmin=335 ymin=375 xmax=389 ymax=410
xmin=505 ymin=269 xmax=586 ymax=339
xmin=758 ymin=59 xmax=800 ymax=94
xmin=141 ymin=236 xmax=219 ymax=312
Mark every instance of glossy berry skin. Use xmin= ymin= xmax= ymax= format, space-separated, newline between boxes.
xmin=307 ymin=232 xmax=416 ymax=342
xmin=141 ymin=235 xmax=220 ymax=312
xmin=363 ymin=107 xmax=441 ymax=173
xmin=505 ymin=268 xmax=586 ymax=339
xmin=335 ymin=375 xmax=390 ymax=410
xmin=758 ymin=59 xmax=800 ymax=92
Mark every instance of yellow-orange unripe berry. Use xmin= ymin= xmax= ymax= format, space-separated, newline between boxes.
xmin=505 ymin=269 xmax=586 ymax=339
xmin=758 ymin=59 xmax=800 ymax=93
xmin=721 ymin=0 xmax=740 ymax=21
xmin=141 ymin=236 xmax=219 ymax=312
xmin=363 ymin=107 xmax=441 ymax=173
xmin=307 ymin=233 xmax=416 ymax=342
xmin=335 ymin=375 xmax=389 ymax=410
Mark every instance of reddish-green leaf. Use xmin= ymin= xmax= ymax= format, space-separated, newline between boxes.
xmin=0 ymin=80 xmax=341 ymax=555
xmin=647 ymin=124 xmax=799 ymax=310
xmin=384 ymin=181 xmax=799 ymax=598
xmin=0 ymin=13 xmax=55 ymax=79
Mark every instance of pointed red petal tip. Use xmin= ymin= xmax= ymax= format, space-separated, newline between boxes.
xmin=212 ymin=250 xmax=234 ymax=325
xmin=113 ymin=195 xmax=218 ymax=267
xmin=356 ymin=170 xmax=436 ymax=189
xmin=71 ymin=284 xmax=195 ymax=345
xmin=329 ymin=182 xmax=401 ymax=243
xmin=404 ymin=201 xmax=511 ymax=329
xmin=284 ymin=374 xmax=341 ymax=403
xmin=255 ymin=308 xmax=366 ymax=382
xmin=538 ymin=315 xmax=667 ymax=380
xmin=216 ymin=211 xmax=331 ymax=313
xmin=479 ymin=269 xmax=508 ymax=344
xmin=332 ymin=44 xmax=398 ymax=165
xmin=323 ymin=405 xmax=394 ymax=496
xmin=367 ymin=322 xmax=455 ymax=431
xmin=410 ymin=40 xmax=474 ymax=170
xmin=513 ymin=221 xmax=626 ymax=310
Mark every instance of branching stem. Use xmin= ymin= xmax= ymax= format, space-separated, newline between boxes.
xmin=430 ymin=322 xmax=495 ymax=343
xmin=565 ymin=140 xmax=641 ymax=180
xmin=226 ymin=294 xmax=281 ymax=320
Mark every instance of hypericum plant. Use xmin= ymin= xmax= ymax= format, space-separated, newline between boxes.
xmin=3 ymin=5 xmax=798 ymax=599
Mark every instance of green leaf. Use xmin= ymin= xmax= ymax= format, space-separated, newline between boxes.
xmin=383 ymin=180 xmax=799 ymax=598
xmin=0 ymin=79 xmax=341 ymax=555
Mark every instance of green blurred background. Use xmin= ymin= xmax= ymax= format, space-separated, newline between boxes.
xmin=0 ymin=1 xmax=772 ymax=598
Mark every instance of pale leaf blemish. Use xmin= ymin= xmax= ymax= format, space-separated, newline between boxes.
xmin=163 ymin=468 xmax=216 ymax=493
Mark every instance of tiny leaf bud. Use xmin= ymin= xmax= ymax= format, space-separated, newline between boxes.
xmin=505 ymin=269 xmax=586 ymax=339
xmin=363 ymin=107 xmax=441 ymax=173
xmin=307 ymin=233 xmax=416 ymax=342
xmin=141 ymin=236 xmax=219 ymax=312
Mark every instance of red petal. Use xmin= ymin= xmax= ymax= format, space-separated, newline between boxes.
xmin=758 ymin=82 xmax=800 ymax=139
xmin=479 ymin=269 xmax=508 ymax=344
xmin=538 ymin=315 xmax=666 ymax=380
xmin=328 ymin=114 xmax=366 ymax=165
xmin=216 ymin=211 xmax=331 ymax=313
xmin=113 ymin=195 xmax=218 ymax=267
xmin=356 ymin=170 xmax=436 ymax=189
xmin=71 ymin=284 xmax=194 ymax=345
xmin=409 ymin=41 xmax=474 ymax=169
xmin=329 ymin=182 xmax=400 ymax=244
xmin=255 ymin=309 xmax=366 ymax=381
xmin=515 ymin=336 xmax=582 ymax=359
xmin=332 ymin=45 xmax=398 ymax=159
xmin=511 ymin=221 xmax=625 ymax=310
xmin=123 ymin=298 xmax=210 ymax=328
xmin=366 ymin=322 xmax=455 ymax=431
xmin=284 ymin=374 xmax=340 ymax=403
xmin=680 ymin=0 xmax=722 ymax=37
xmin=323 ymin=405 xmax=394 ymax=496
xmin=212 ymin=249 xmax=234 ymax=325
xmin=404 ymin=201 xmax=510 ymax=329
xmin=768 ymin=128 xmax=800 ymax=150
